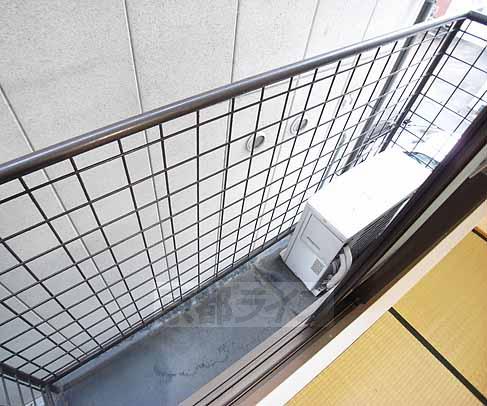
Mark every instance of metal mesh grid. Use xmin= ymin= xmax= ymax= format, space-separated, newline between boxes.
xmin=0 ymin=14 xmax=486 ymax=389
xmin=386 ymin=20 xmax=487 ymax=166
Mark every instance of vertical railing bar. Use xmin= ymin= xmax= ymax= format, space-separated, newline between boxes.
xmin=159 ymin=125 xmax=184 ymax=300
xmin=231 ymin=87 xmax=265 ymax=265
xmin=379 ymin=19 xmax=465 ymax=152
xmin=151 ymin=171 xmax=173 ymax=307
xmin=215 ymin=99 xmax=235 ymax=275
xmin=14 ymin=375 xmax=25 ymax=406
xmin=260 ymin=78 xmax=297 ymax=245
xmin=320 ymin=54 xmax=363 ymax=182
xmin=358 ymin=24 xmax=451 ymax=162
xmin=69 ymin=158 xmax=134 ymax=329
xmin=196 ymin=111 xmax=201 ymax=289
xmin=328 ymin=47 xmax=382 ymax=183
xmin=42 ymin=385 xmax=55 ymax=406
xmin=1 ymin=370 xmax=11 ymax=406
xmin=275 ymin=68 xmax=319 ymax=236
xmin=247 ymin=78 xmax=294 ymax=252
xmin=18 ymin=178 xmax=105 ymax=351
xmin=117 ymin=139 xmax=165 ymax=312
xmin=28 ymin=379 xmax=38 ymax=406
xmin=157 ymin=127 xmax=176 ymax=302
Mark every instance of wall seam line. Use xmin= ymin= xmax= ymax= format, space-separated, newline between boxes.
xmin=253 ymin=0 xmax=321 ymax=249
xmin=215 ymin=0 xmax=241 ymax=272
xmin=122 ymin=0 xmax=172 ymax=299
xmin=0 ymin=83 xmax=131 ymax=336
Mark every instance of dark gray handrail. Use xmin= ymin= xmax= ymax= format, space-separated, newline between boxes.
xmin=0 ymin=10 xmax=481 ymax=185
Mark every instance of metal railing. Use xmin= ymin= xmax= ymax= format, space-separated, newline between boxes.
xmin=1 ymin=10 xmax=486 ymax=402
xmin=0 ymin=365 xmax=50 ymax=406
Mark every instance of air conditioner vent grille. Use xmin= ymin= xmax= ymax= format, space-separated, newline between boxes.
xmin=348 ymin=199 xmax=406 ymax=259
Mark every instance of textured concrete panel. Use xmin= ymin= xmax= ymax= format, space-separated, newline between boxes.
xmin=0 ymin=0 xmax=140 ymax=151
xmin=306 ymin=0 xmax=377 ymax=58
xmin=125 ymin=0 xmax=237 ymax=110
xmin=0 ymin=93 xmax=30 ymax=162
xmin=364 ymin=0 xmax=424 ymax=40
xmin=233 ymin=0 xmax=318 ymax=81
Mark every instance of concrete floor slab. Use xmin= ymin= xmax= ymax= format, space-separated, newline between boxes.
xmin=53 ymin=239 xmax=316 ymax=406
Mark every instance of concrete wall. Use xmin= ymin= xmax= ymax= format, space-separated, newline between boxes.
xmin=0 ymin=0 xmax=423 ymax=379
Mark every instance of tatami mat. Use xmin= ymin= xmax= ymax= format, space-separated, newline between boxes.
xmin=289 ymin=224 xmax=487 ymax=405
xmin=288 ymin=312 xmax=479 ymax=405
xmin=395 ymin=232 xmax=487 ymax=395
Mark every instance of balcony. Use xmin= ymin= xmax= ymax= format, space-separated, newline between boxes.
xmin=1 ymin=10 xmax=486 ymax=406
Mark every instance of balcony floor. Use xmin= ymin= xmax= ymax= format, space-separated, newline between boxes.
xmin=53 ymin=238 xmax=316 ymax=406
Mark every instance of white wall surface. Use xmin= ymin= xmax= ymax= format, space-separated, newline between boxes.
xmin=0 ymin=0 xmax=424 ymax=379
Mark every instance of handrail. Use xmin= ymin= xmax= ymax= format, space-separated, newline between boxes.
xmin=0 ymin=12 xmax=476 ymax=185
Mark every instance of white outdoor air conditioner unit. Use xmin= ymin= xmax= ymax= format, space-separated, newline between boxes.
xmin=281 ymin=149 xmax=430 ymax=296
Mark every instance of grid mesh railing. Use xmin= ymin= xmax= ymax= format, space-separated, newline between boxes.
xmin=1 ymin=11 xmax=486 ymax=396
